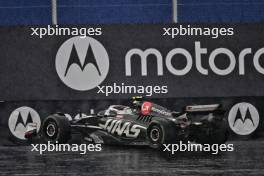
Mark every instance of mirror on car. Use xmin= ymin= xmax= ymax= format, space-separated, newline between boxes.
xmin=107 ymin=110 xmax=117 ymax=117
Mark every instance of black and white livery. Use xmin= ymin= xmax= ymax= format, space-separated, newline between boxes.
xmin=25 ymin=97 xmax=229 ymax=148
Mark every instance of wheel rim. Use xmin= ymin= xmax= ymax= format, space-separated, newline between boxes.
xmin=150 ymin=128 xmax=160 ymax=142
xmin=46 ymin=123 xmax=56 ymax=137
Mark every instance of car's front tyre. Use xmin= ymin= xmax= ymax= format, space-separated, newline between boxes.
xmin=42 ymin=114 xmax=71 ymax=143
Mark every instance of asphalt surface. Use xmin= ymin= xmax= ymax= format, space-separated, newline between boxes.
xmin=0 ymin=140 xmax=263 ymax=176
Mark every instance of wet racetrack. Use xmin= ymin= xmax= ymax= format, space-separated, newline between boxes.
xmin=0 ymin=140 xmax=263 ymax=176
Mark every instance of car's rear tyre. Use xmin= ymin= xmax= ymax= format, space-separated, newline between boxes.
xmin=147 ymin=122 xmax=175 ymax=149
xmin=42 ymin=114 xmax=71 ymax=143
xmin=148 ymin=125 xmax=164 ymax=148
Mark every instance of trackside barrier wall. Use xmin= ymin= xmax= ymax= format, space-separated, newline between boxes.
xmin=1 ymin=98 xmax=263 ymax=145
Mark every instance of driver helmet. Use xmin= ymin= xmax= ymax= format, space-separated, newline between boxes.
xmin=132 ymin=96 xmax=143 ymax=109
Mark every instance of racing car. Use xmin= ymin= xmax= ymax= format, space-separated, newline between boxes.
xmin=25 ymin=97 xmax=229 ymax=149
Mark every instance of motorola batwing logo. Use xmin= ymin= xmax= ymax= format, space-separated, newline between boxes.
xmin=228 ymin=102 xmax=259 ymax=135
xmin=8 ymin=107 xmax=41 ymax=140
xmin=56 ymin=36 xmax=109 ymax=91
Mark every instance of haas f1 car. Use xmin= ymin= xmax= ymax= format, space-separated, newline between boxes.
xmin=25 ymin=97 xmax=229 ymax=148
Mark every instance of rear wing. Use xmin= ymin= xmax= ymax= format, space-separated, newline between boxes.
xmin=185 ymin=104 xmax=221 ymax=112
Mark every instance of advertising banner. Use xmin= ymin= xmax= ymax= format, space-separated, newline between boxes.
xmin=0 ymin=24 xmax=264 ymax=100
